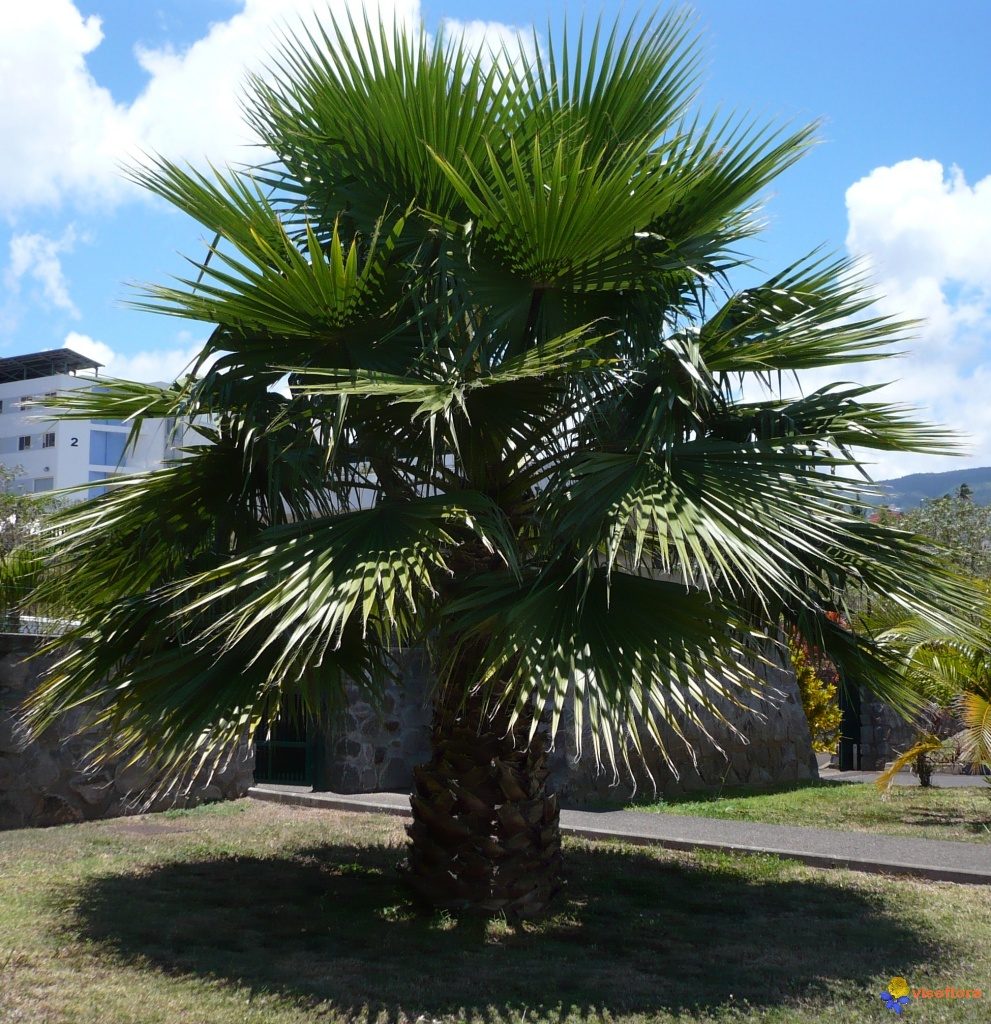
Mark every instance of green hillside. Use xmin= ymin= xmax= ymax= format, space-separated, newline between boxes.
xmin=870 ymin=466 xmax=991 ymax=509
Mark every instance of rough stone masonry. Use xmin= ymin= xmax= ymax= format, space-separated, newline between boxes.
xmin=318 ymin=645 xmax=820 ymax=805
xmin=0 ymin=633 xmax=254 ymax=830
xmin=2 ymin=635 xmax=820 ymax=829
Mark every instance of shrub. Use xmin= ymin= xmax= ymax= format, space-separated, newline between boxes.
xmin=790 ymin=636 xmax=843 ymax=753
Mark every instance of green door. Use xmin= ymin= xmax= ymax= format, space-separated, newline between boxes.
xmin=253 ymin=698 xmax=313 ymax=785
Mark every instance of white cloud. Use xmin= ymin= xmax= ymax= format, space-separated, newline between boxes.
xmin=0 ymin=0 xmax=344 ymax=212
xmin=5 ymin=229 xmax=80 ymax=317
xmin=839 ymin=159 xmax=991 ymax=479
xmin=121 ymin=0 xmax=420 ymax=173
xmin=64 ymin=331 xmax=203 ymax=383
xmin=440 ymin=17 xmax=539 ymax=72
xmin=0 ymin=2 xmax=126 ymax=210
xmin=0 ymin=0 xmax=532 ymax=215
xmin=846 ymin=160 xmax=991 ymax=287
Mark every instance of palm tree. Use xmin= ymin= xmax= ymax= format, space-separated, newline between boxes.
xmin=872 ymin=614 xmax=991 ymax=791
xmin=25 ymin=10 xmax=983 ymax=918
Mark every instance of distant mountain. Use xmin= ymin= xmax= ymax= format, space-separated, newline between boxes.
xmin=868 ymin=466 xmax=991 ymax=510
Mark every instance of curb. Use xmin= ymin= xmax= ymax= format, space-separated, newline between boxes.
xmin=249 ymin=786 xmax=412 ymax=819
xmin=557 ymin=823 xmax=991 ymax=885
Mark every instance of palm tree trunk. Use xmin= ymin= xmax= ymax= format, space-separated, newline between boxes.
xmin=914 ymin=750 xmax=934 ymax=787
xmin=403 ymin=688 xmax=563 ymax=920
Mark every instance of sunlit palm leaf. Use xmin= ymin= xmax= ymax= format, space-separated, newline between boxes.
xmin=957 ymin=686 xmax=991 ymax=768
xmin=438 ymin=567 xmax=767 ymax=778
xmin=701 ymin=255 xmax=914 ymax=373
xmin=874 ymin=735 xmax=943 ymax=795
xmin=35 ymin=377 xmax=191 ymax=423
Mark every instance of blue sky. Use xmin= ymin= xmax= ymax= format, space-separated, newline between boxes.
xmin=2 ymin=0 xmax=990 ymax=479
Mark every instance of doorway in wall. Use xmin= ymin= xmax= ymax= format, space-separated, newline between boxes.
xmin=253 ymin=697 xmax=314 ymax=786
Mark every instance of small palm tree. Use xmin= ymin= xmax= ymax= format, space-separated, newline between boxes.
xmin=873 ymin=614 xmax=991 ymax=791
xmin=26 ymin=10 xmax=982 ymax=917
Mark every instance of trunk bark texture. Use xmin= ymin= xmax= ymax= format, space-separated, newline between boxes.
xmin=403 ymin=691 xmax=563 ymax=920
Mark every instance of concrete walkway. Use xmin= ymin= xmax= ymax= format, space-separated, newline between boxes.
xmin=249 ymin=784 xmax=991 ymax=886
xmin=819 ymin=767 xmax=989 ymax=788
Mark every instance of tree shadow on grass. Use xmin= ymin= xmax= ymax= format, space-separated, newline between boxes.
xmin=900 ymin=808 xmax=991 ymax=836
xmin=65 ymin=839 xmax=938 ymax=1022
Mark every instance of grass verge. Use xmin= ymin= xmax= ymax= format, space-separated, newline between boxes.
xmin=624 ymin=779 xmax=991 ymax=843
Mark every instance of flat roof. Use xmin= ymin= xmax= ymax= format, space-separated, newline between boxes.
xmin=0 ymin=348 xmax=102 ymax=384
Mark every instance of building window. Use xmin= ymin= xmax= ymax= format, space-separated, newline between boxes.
xmin=18 ymin=435 xmax=31 ymax=451
xmin=89 ymin=429 xmax=127 ymax=467
xmin=88 ymin=470 xmax=110 ymax=499
xmin=42 ymin=432 xmax=55 ymax=449
xmin=33 ymin=477 xmax=54 ymax=493
xmin=19 ymin=396 xmax=32 ymax=411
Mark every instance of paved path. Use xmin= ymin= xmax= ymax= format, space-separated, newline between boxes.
xmin=249 ymin=785 xmax=991 ymax=886
xmin=819 ymin=767 xmax=989 ymax=788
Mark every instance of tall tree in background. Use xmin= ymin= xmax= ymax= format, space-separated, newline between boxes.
xmin=24 ymin=10 xmax=983 ymax=917
xmin=900 ymin=488 xmax=991 ymax=578
xmin=0 ymin=466 xmax=58 ymax=628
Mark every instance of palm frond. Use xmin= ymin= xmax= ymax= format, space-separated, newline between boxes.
xmin=957 ymin=685 xmax=991 ymax=768
xmin=22 ymin=595 xmax=389 ymax=788
xmin=246 ymin=12 xmax=526 ymax=228
xmin=701 ymin=255 xmax=914 ymax=373
xmin=439 ymin=566 xmax=766 ymax=779
xmin=32 ymin=377 xmax=191 ymax=422
xmin=168 ymin=494 xmax=519 ymax=672
xmin=128 ymin=162 xmax=408 ymax=351
xmin=875 ymin=735 xmax=942 ymax=795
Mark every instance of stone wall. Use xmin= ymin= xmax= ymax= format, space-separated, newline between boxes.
xmin=4 ymin=629 xmax=819 ymax=827
xmin=315 ymin=646 xmax=819 ymax=806
xmin=0 ymin=633 xmax=254 ymax=830
xmin=316 ymin=649 xmax=433 ymax=793
xmin=857 ymin=688 xmax=918 ymax=771
xmin=547 ymin=648 xmax=819 ymax=805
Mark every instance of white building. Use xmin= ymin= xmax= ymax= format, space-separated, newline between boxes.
xmin=0 ymin=348 xmax=182 ymax=500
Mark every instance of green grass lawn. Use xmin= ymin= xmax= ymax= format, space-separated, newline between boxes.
xmin=1 ymin=799 xmax=990 ymax=1023
xmin=624 ymin=779 xmax=991 ymax=844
